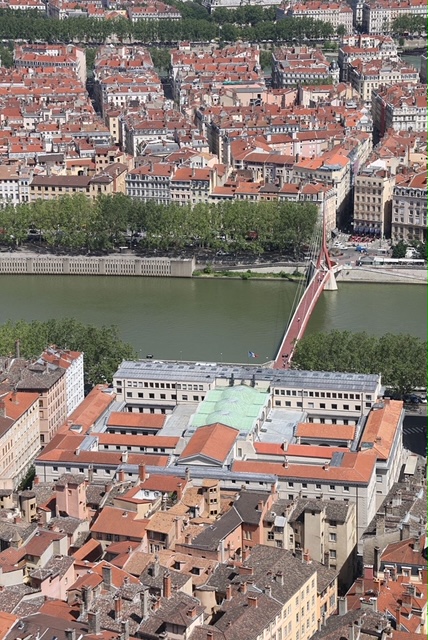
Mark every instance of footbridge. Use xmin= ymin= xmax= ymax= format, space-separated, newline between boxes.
xmin=274 ymin=219 xmax=340 ymax=370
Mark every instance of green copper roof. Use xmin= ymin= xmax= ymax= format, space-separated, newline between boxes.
xmin=190 ymin=384 xmax=269 ymax=433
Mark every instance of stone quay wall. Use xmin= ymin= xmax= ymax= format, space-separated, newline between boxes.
xmin=0 ymin=254 xmax=195 ymax=278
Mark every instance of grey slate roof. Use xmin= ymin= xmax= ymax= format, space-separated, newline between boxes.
xmin=207 ymin=545 xmax=318 ymax=606
xmin=289 ymin=499 xmax=351 ymax=525
xmin=191 ymin=508 xmax=242 ymax=551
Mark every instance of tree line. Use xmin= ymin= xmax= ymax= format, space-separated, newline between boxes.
xmin=0 ymin=318 xmax=135 ymax=387
xmin=0 ymin=193 xmax=318 ymax=256
xmin=0 ymin=8 xmax=336 ymax=45
xmin=292 ymin=330 xmax=427 ymax=396
xmin=391 ymin=14 xmax=426 ymax=36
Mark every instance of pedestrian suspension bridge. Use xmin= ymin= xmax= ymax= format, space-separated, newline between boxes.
xmin=273 ymin=216 xmax=340 ymax=370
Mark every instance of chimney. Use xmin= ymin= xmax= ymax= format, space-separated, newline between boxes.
xmin=264 ymin=585 xmax=272 ymax=597
xmin=401 ymin=589 xmax=412 ymax=606
xmin=102 ymin=565 xmax=113 ymax=591
xmin=153 ymin=554 xmax=160 ymax=577
xmin=338 ymin=597 xmax=347 ymax=616
xmin=247 ymin=595 xmax=258 ymax=608
xmin=363 ymin=565 xmax=374 ymax=581
xmin=163 ymin=571 xmax=172 ymax=599
xmin=303 ymin=550 xmax=311 ymax=564
xmin=225 ymin=584 xmax=232 ymax=601
xmin=187 ymin=606 xmax=197 ymax=619
xmin=240 ymin=581 xmax=248 ymax=594
xmin=121 ymin=620 xmax=129 ymax=640
xmin=65 ymin=630 xmax=76 ymax=640
xmin=257 ymin=500 xmax=264 ymax=512
xmin=401 ymin=522 xmax=411 ymax=540
xmin=114 ymin=594 xmax=123 ymax=620
xmin=139 ymin=463 xmax=147 ymax=482
xmin=15 ymin=340 xmax=20 ymax=359
xmin=117 ymin=470 xmax=125 ymax=482
xmin=82 ymin=585 xmax=93 ymax=610
xmin=0 ymin=401 xmax=6 ymax=418
xmin=87 ymin=611 xmax=100 ymax=635
xmin=141 ymin=588 xmax=150 ymax=619
xmin=413 ymin=536 xmax=420 ymax=552
xmin=242 ymin=546 xmax=250 ymax=561
xmin=185 ymin=533 xmax=192 ymax=544
xmin=275 ymin=571 xmax=284 ymax=585
xmin=207 ymin=631 xmax=214 ymax=640
xmin=395 ymin=606 xmax=402 ymax=630
xmin=177 ymin=482 xmax=183 ymax=500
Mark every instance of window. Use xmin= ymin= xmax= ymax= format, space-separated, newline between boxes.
xmin=126 ymin=392 xmax=132 ymax=398
xmin=330 ymin=550 xmax=336 ymax=559
xmin=268 ymin=531 xmax=275 ymax=540
xmin=329 ymin=485 xmax=335 ymax=491
xmin=320 ymin=403 xmax=326 ymax=409
xmin=329 ymin=533 xmax=337 ymax=542
xmin=316 ymin=484 xmax=321 ymax=489
xmin=344 ymin=486 xmax=349 ymax=492
xmin=331 ymin=404 xmax=337 ymax=410
xmin=182 ymin=395 xmax=188 ymax=400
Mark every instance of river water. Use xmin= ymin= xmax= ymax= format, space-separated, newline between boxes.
xmin=1 ymin=276 xmax=426 ymax=362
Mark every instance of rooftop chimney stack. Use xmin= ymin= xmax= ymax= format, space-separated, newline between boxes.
xmin=114 ymin=594 xmax=123 ymax=620
xmin=102 ymin=565 xmax=113 ymax=591
xmin=225 ymin=584 xmax=232 ymax=601
xmin=87 ymin=611 xmax=100 ymax=635
xmin=247 ymin=595 xmax=258 ymax=608
xmin=163 ymin=571 xmax=172 ymax=599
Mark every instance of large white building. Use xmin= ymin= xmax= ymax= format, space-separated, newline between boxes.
xmin=0 ymin=391 xmax=40 ymax=490
xmin=281 ymin=1 xmax=354 ymax=35
xmin=392 ymin=169 xmax=427 ymax=243
xmin=41 ymin=348 xmax=84 ymax=417
xmin=362 ymin=0 xmax=428 ymax=33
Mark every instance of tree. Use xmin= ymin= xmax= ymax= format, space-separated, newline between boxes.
xmin=0 ymin=318 xmax=135 ymax=387
xmin=391 ymin=240 xmax=407 ymax=258
xmin=292 ymin=330 xmax=427 ymax=396
xmin=336 ymin=24 xmax=347 ymax=38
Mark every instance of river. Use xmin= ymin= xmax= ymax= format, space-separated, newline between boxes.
xmin=1 ymin=276 xmax=426 ymax=362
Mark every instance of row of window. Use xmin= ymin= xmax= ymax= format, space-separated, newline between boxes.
xmin=274 ymin=389 xmax=366 ymax=400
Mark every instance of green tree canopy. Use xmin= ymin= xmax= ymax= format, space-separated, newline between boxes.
xmin=0 ymin=318 xmax=135 ymax=387
xmin=292 ymin=330 xmax=427 ymax=396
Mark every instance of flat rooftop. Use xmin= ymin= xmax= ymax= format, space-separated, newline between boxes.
xmin=114 ymin=361 xmax=381 ymax=392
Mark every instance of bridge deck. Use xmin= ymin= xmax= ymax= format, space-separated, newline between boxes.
xmin=273 ymin=269 xmax=330 ymax=370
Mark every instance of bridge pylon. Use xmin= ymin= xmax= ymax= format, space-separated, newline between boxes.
xmin=316 ymin=210 xmax=337 ymax=291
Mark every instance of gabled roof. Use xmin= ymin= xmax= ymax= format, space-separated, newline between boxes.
xmin=178 ymin=423 xmax=239 ymax=465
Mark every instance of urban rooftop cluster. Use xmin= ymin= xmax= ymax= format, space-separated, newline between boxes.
xmin=0 ymin=36 xmax=426 ymax=243
xmin=0 ymin=352 xmax=425 ymax=640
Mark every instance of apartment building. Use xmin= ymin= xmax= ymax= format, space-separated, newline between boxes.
xmin=353 ymin=162 xmax=394 ymax=237
xmin=14 ymin=44 xmax=86 ymax=86
xmin=420 ymin=53 xmax=427 ymax=84
xmin=278 ymin=182 xmax=337 ymax=238
xmin=126 ymin=163 xmax=174 ymax=205
xmin=273 ymin=47 xmax=339 ymax=88
xmin=362 ymin=0 xmax=428 ymax=33
xmin=281 ymin=2 xmax=354 ymax=35
xmin=127 ymin=1 xmax=181 ymax=21
xmin=391 ymin=169 xmax=427 ymax=242
xmin=40 ymin=348 xmax=84 ymax=417
xmin=349 ymin=59 xmax=419 ymax=104
xmin=16 ymin=361 xmax=67 ymax=447
xmin=288 ymin=499 xmax=357 ymax=589
xmin=29 ymin=165 xmax=127 ymax=203
xmin=0 ymin=392 xmax=40 ymax=489
xmin=202 ymin=0 xmax=282 ymax=10
xmin=338 ymin=35 xmax=398 ymax=81
xmin=371 ymin=83 xmax=427 ymax=141
xmin=0 ymin=164 xmax=21 ymax=208
xmin=206 ymin=545 xmax=331 ymax=640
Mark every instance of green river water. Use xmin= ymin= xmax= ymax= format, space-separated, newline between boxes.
xmin=1 ymin=276 xmax=426 ymax=362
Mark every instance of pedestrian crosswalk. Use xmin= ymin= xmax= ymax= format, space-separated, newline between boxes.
xmin=404 ymin=426 xmax=427 ymax=435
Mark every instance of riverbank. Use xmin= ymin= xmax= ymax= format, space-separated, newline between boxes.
xmin=335 ymin=267 xmax=427 ymax=285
